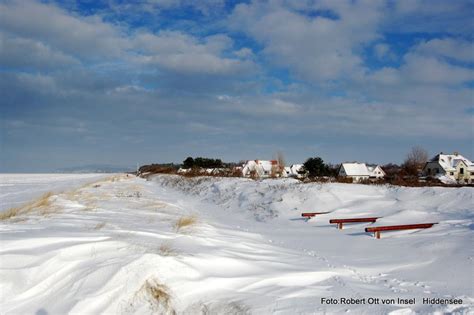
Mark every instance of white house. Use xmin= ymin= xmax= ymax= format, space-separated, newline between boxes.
xmin=339 ymin=163 xmax=385 ymax=182
xmin=282 ymin=164 xmax=306 ymax=178
xmin=423 ymin=152 xmax=474 ymax=183
xmin=242 ymin=160 xmax=279 ymax=178
xmin=367 ymin=165 xmax=386 ymax=179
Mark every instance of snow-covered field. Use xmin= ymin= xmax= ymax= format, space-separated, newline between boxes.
xmin=0 ymin=174 xmax=472 ymax=314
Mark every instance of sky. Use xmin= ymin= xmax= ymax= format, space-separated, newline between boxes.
xmin=0 ymin=0 xmax=473 ymax=172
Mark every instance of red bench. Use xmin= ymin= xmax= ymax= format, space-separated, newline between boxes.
xmin=365 ymin=223 xmax=438 ymax=239
xmin=329 ymin=217 xmax=379 ymax=229
xmin=301 ymin=212 xmax=330 ymax=218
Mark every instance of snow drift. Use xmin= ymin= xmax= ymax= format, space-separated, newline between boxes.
xmin=0 ymin=174 xmax=472 ymax=314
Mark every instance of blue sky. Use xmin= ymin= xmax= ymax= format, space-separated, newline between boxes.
xmin=0 ymin=0 xmax=473 ymax=172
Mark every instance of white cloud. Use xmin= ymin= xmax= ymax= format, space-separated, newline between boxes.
xmin=401 ymin=53 xmax=474 ymax=85
xmin=0 ymin=0 xmax=256 ymax=77
xmin=389 ymin=0 xmax=473 ymax=34
xmin=216 ymin=95 xmax=302 ymax=116
xmin=229 ymin=0 xmax=383 ymax=82
xmin=132 ymin=31 xmax=255 ymax=75
xmin=111 ymin=0 xmax=226 ymax=15
xmin=0 ymin=0 xmax=128 ymax=60
xmin=370 ymin=52 xmax=474 ymax=87
xmin=413 ymin=38 xmax=474 ymax=63
xmin=0 ymin=32 xmax=80 ymax=69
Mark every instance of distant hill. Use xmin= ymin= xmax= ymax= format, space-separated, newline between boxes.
xmin=56 ymin=164 xmax=135 ymax=173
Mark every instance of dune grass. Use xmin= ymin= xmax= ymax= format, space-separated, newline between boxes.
xmin=159 ymin=242 xmax=177 ymax=256
xmin=174 ymin=216 xmax=197 ymax=232
xmin=93 ymin=222 xmax=106 ymax=230
xmin=0 ymin=192 xmax=54 ymax=220
xmin=139 ymin=279 xmax=175 ymax=315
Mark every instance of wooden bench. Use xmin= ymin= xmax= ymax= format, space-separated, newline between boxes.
xmin=329 ymin=217 xmax=379 ymax=229
xmin=365 ymin=223 xmax=438 ymax=239
xmin=301 ymin=212 xmax=330 ymax=218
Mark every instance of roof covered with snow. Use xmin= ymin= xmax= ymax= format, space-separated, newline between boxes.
xmin=242 ymin=160 xmax=279 ymax=176
xmin=429 ymin=153 xmax=474 ymax=171
xmin=341 ymin=163 xmax=370 ymax=176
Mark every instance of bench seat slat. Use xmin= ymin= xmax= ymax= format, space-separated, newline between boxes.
xmin=365 ymin=223 xmax=437 ymax=232
xmin=301 ymin=212 xmax=330 ymax=217
xmin=330 ymin=217 xmax=379 ymax=223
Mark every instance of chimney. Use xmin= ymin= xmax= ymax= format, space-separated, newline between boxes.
xmin=454 ymin=152 xmax=459 ymax=156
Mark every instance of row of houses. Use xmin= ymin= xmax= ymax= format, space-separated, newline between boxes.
xmin=240 ymin=152 xmax=474 ymax=184
xmin=240 ymin=159 xmax=385 ymax=181
xmin=240 ymin=160 xmax=307 ymax=178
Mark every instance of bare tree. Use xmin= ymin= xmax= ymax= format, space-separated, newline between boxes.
xmin=276 ymin=151 xmax=286 ymax=176
xmin=403 ymin=146 xmax=428 ymax=176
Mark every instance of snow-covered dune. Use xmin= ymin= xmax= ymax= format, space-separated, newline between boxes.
xmin=0 ymin=174 xmax=110 ymax=212
xmin=0 ymin=174 xmax=472 ymax=314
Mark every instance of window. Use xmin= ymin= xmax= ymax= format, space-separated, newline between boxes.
xmin=450 ymin=172 xmax=454 ymax=175
xmin=436 ymin=168 xmax=439 ymax=174
xmin=460 ymin=168 xmax=464 ymax=175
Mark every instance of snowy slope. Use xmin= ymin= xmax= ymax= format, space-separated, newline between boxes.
xmin=0 ymin=174 xmax=109 ymax=212
xmin=0 ymin=174 xmax=472 ymax=314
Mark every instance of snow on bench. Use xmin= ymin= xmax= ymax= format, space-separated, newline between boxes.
xmin=301 ymin=212 xmax=330 ymax=218
xmin=329 ymin=217 xmax=379 ymax=229
xmin=365 ymin=223 xmax=438 ymax=239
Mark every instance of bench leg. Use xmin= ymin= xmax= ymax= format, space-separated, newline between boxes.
xmin=375 ymin=231 xmax=381 ymax=239
xmin=338 ymin=223 xmax=343 ymax=229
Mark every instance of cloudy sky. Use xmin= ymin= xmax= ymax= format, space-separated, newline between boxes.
xmin=0 ymin=0 xmax=473 ymax=172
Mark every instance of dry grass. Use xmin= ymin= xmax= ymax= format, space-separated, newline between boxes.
xmin=0 ymin=192 xmax=54 ymax=220
xmin=174 ymin=216 xmax=197 ymax=232
xmin=0 ymin=207 xmax=22 ymax=221
xmin=186 ymin=301 xmax=251 ymax=315
xmin=159 ymin=242 xmax=177 ymax=256
xmin=93 ymin=222 xmax=106 ymax=230
xmin=138 ymin=279 xmax=175 ymax=315
xmin=143 ymin=201 xmax=167 ymax=210
xmin=62 ymin=190 xmax=98 ymax=211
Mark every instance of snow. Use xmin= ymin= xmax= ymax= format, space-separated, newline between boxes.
xmin=340 ymin=163 xmax=371 ymax=176
xmin=0 ymin=174 xmax=472 ymax=314
xmin=0 ymin=173 xmax=109 ymax=212
xmin=283 ymin=164 xmax=305 ymax=178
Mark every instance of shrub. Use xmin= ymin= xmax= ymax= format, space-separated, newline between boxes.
xmin=303 ymin=157 xmax=331 ymax=177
